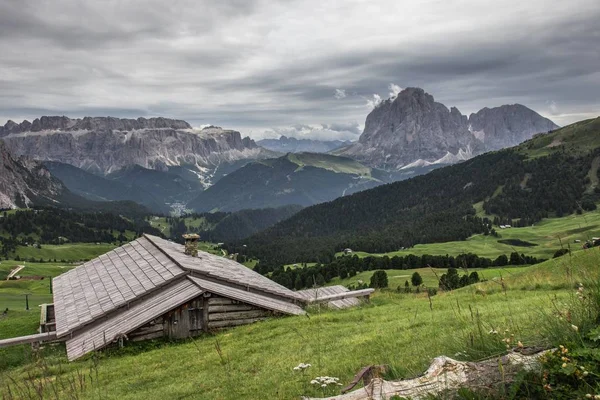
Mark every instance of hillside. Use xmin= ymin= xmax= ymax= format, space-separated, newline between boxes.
xmin=1 ymin=248 xmax=598 ymax=398
xmin=232 ymin=118 xmax=600 ymax=265
xmin=188 ymin=153 xmax=388 ymax=212
xmin=150 ymin=205 xmax=303 ymax=243
xmin=43 ymin=162 xmax=167 ymax=213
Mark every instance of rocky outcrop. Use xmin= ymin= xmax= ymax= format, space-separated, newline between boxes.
xmin=335 ymin=88 xmax=558 ymax=170
xmin=469 ymin=105 xmax=558 ymax=150
xmin=0 ymin=140 xmax=65 ymax=209
xmin=0 ymin=117 xmax=267 ymax=175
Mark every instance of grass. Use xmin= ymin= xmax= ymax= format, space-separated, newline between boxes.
xmin=340 ymin=208 xmax=600 ymax=260
xmin=13 ymin=243 xmax=117 ymax=262
xmin=0 ymin=259 xmax=76 ymax=370
xmin=518 ymin=117 xmax=600 ymax=159
xmin=1 ymin=248 xmax=598 ymax=399
xmin=328 ymin=265 xmax=531 ymax=289
xmin=287 ymin=152 xmax=375 ymax=177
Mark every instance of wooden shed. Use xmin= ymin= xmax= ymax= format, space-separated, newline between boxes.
xmin=51 ymin=234 xmax=307 ymax=361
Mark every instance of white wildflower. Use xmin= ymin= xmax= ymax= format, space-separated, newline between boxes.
xmin=571 ymin=324 xmax=579 ymax=332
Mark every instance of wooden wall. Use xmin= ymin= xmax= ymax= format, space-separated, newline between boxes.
xmin=206 ymin=296 xmax=272 ymax=330
xmin=128 ymin=294 xmax=273 ymax=342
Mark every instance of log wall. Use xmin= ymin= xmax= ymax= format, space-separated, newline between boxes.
xmin=128 ymin=294 xmax=273 ymax=342
xmin=207 ymin=295 xmax=272 ymax=329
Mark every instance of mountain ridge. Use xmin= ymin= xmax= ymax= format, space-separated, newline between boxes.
xmin=0 ymin=116 xmax=273 ymax=176
xmin=335 ymin=88 xmax=558 ymax=170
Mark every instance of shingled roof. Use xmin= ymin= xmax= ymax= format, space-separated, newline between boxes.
xmin=52 ymin=234 xmax=305 ymax=342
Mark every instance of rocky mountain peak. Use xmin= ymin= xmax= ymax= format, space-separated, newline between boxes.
xmin=336 ymin=87 xmax=558 ymax=170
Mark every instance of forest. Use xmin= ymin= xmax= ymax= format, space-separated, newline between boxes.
xmin=227 ymin=147 xmax=600 ymax=265
xmin=0 ymin=208 xmax=161 ymax=258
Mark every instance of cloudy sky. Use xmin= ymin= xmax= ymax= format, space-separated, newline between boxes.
xmin=0 ymin=0 xmax=598 ymax=140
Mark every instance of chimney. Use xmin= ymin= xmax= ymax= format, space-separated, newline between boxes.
xmin=182 ymin=234 xmax=200 ymax=257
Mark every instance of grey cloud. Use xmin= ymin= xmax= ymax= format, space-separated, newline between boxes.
xmin=0 ymin=0 xmax=598 ymax=139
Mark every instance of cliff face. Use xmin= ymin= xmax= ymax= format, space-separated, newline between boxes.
xmin=0 ymin=140 xmax=65 ymax=209
xmin=0 ymin=117 xmax=265 ymax=175
xmin=335 ymin=88 xmax=558 ymax=170
xmin=468 ymin=105 xmax=559 ymax=150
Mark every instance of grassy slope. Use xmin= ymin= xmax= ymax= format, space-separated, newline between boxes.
xmin=328 ymin=266 xmax=531 ymax=289
xmin=287 ymin=152 xmax=374 ymax=177
xmin=13 ymin=243 xmax=117 ymax=262
xmin=518 ymin=117 xmax=600 ymax=159
xmin=1 ymin=249 xmax=598 ymax=399
xmin=340 ymin=208 xmax=600 ymax=259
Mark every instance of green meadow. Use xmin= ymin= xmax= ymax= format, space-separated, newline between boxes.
xmin=339 ymin=209 xmax=600 ymax=260
xmin=12 ymin=243 xmax=117 ymax=262
xmin=1 ymin=247 xmax=599 ymax=399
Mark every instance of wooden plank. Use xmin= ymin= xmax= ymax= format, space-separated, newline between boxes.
xmin=306 ymin=289 xmax=374 ymax=304
xmin=0 ymin=332 xmax=58 ymax=348
xmin=208 ymin=318 xmax=267 ymax=329
xmin=189 ymin=276 xmax=306 ymax=316
xmin=131 ymin=331 xmax=164 ymax=342
xmin=209 ymin=304 xmax=256 ymax=313
xmin=208 ymin=297 xmax=236 ymax=306
xmin=208 ymin=310 xmax=271 ymax=322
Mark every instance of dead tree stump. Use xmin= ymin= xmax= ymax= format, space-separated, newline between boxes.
xmin=303 ymin=349 xmax=549 ymax=400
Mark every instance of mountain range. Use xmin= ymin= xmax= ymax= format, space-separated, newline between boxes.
xmin=0 ymin=89 xmax=560 ymax=214
xmin=334 ymin=88 xmax=558 ymax=170
xmin=257 ymin=136 xmax=351 ymax=153
xmin=0 ymin=117 xmax=274 ymax=185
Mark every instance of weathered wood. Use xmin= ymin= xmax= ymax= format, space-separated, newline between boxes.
xmin=208 ymin=297 xmax=236 ymax=306
xmin=209 ymin=304 xmax=256 ymax=313
xmin=208 ymin=310 xmax=271 ymax=322
xmin=306 ymin=289 xmax=374 ymax=304
xmin=0 ymin=332 xmax=58 ymax=348
xmin=302 ymin=350 xmax=550 ymax=400
xmin=208 ymin=317 xmax=267 ymax=329
xmin=131 ymin=331 xmax=164 ymax=342
xmin=202 ymin=297 xmax=210 ymax=333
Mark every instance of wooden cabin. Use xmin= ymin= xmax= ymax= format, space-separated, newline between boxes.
xmin=50 ymin=234 xmax=308 ymax=361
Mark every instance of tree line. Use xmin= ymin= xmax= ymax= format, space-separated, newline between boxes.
xmin=263 ymin=252 xmax=544 ymax=291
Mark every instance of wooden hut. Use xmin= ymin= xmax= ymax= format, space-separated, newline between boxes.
xmin=51 ymin=234 xmax=307 ymax=361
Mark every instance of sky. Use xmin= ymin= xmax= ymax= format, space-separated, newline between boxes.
xmin=0 ymin=0 xmax=599 ymax=141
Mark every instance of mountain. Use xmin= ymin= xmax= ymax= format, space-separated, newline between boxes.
xmin=468 ymin=104 xmax=560 ymax=150
xmin=44 ymin=162 xmax=173 ymax=213
xmin=230 ymin=117 xmax=600 ymax=265
xmin=334 ymin=88 xmax=558 ymax=170
xmin=257 ymin=136 xmax=351 ymax=153
xmin=0 ymin=117 xmax=273 ymax=181
xmin=0 ymin=140 xmax=65 ymax=209
xmin=188 ymin=152 xmax=390 ymax=212
xmin=0 ymin=141 xmax=151 ymax=216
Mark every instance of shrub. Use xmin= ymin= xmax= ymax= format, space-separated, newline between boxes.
xmin=411 ymin=272 xmax=423 ymax=287
xmin=553 ymin=248 xmax=570 ymax=258
xmin=370 ymin=270 xmax=388 ymax=288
